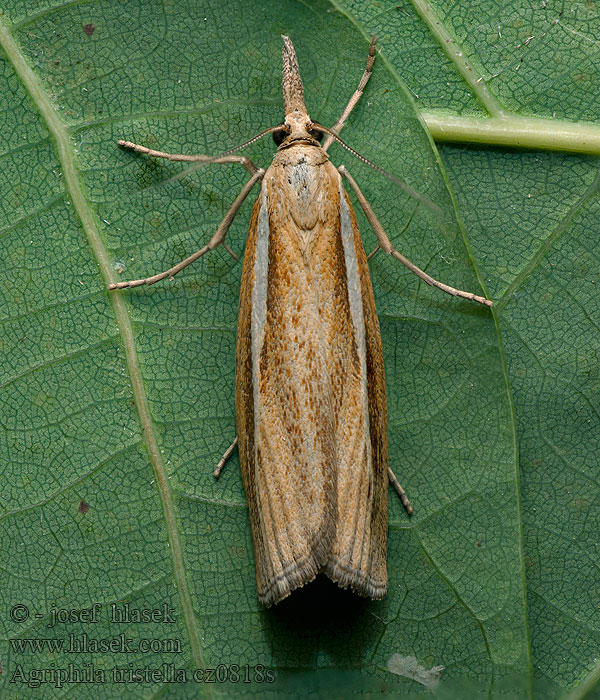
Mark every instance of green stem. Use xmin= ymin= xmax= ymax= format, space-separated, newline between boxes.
xmin=564 ymin=661 xmax=600 ymax=700
xmin=423 ymin=111 xmax=600 ymax=155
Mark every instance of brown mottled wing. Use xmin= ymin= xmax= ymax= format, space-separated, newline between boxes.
xmin=324 ymin=188 xmax=388 ymax=598
xmin=236 ymin=152 xmax=388 ymax=606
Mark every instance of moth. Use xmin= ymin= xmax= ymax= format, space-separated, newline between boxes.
xmin=110 ymin=36 xmax=492 ymax=607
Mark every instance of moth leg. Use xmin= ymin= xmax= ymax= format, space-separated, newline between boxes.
xmin=367 ymin=204 xmax=420 ymax=260
xmin=213 ymin=437 xmax=238 ymax=478
xmin=323 ymin=36 xmax=377 ymax=152
xmin=118 ymin=140 xmax=260 ymax=175
xmin=388 ymin=467 xmax=413 ymax=515
xmin=366 ymin=245 xmax=380 ymax=261
xmin=338 ymin=165 xmax=493 ymax=307
xmin=108 ymin=168 xmax=264 ymax=290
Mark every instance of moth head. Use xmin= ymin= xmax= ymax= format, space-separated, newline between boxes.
xmin=272 ymin=121 xmax=323 ymax=147
xmin=278 ymin=36 xmax=322 ymax=148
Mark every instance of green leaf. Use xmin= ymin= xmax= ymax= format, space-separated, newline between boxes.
xmin=0 ymin=1 xmax=596 ymax=698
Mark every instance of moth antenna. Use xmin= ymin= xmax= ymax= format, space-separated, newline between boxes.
xmin=311 ymin=123 xmax=442 ymax=216
xmin=214 ymin=125 xmax=284 ymax=158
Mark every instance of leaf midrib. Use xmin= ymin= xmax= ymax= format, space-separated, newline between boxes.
xmin=329 ymin=1 xmax=533 ymax=692
xmin=0 ymin=18 xmax=208 ymax=680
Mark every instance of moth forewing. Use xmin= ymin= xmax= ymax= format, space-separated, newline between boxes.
xmin=110 ymin=35 xmax=491 ymax=608
xmin=236 ymin=144 xmax=388 ymax=606
xmin=324 ymin=185 xmax=389 ymax=600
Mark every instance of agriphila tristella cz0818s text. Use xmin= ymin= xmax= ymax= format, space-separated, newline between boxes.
xmin=110 ymin=36 xmax=492 ymax=607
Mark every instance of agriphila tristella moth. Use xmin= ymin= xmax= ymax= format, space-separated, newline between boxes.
xmin=110 ymin=36 xmax=492 ymax=607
